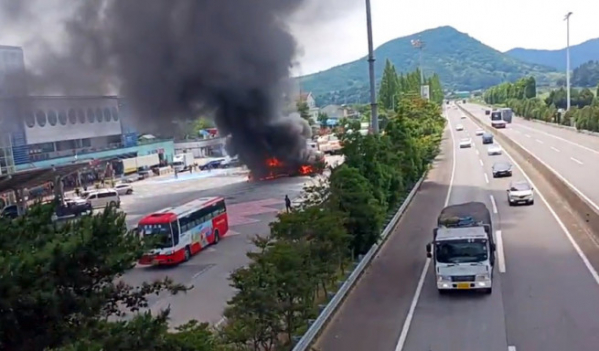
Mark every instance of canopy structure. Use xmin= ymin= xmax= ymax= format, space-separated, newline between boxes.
xmin=0 ymin=162 xmax=91 ymax=194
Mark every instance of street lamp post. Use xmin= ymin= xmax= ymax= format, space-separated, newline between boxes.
xmin=411 ymin=39 xmax=427 ymax=99
xmin=365 ymin=0 xmax=378 ymax=134
xmin=564 ymin=12 xmax=573 ymax=111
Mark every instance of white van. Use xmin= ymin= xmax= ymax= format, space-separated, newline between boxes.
xmin=83 ymin=189 xmax=121 ymax=209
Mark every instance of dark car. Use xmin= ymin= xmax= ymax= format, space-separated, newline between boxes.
xmin=492 ymin=162 xmax=512 ymax=178
xmin=485 ymin=109 xmax=491 ymax=115
xmin=56 ymin=198 xmax=93 ymax=218
xmin=200 ymin=159 xmax=225 ymax=170
xmin=482 ymin=133 xmax=494 ymax=144
xmin=0 ymin=204 xmax=19 ymax=219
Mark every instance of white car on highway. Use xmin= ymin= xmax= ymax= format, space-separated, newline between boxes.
xmin=459 ymin=138 xmax=472 ymax=148
xmin=460 ymin=115 xmax=466 ymax=119
xmin=475 ymin=129 xmax=484 ymax=136
xmin=487 ymin=144 xmax=502 ymax=155
xmin=507 ymin=180 xmax=534 ymax=206
xmin=456 ymin=124 xmax=464 ymax=131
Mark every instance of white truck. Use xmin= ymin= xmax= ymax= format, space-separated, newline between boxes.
xmin=317 ymin=134 xmax=342 ymax=155
xmin=172 ymin=152 xmax=194 ymax=173
xmin=425 ymin=202 xmax=496 ymax=294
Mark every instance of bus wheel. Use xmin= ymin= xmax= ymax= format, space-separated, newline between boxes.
xmin=184 ymin=246 xmax=191 ymax=261
xmin=213 ymin=230 xmax=220 ymax=245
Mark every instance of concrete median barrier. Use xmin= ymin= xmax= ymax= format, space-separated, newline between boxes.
xmin=458 ymin=105 xmax=599 ymax=237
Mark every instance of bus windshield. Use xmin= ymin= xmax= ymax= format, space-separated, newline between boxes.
xmin=139 ymin=223 xmax=174 ymax=248
xmin=435 ymin=239 xmax=488 ymax=264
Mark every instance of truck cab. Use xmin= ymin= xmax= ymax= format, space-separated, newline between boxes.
xmin=426 ymin=202 xmax=495 ymax=294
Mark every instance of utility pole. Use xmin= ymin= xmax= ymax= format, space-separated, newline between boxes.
xmin=565 ymin=12 xmax=573 ymax=111
xmin=365 ymin=0 xmax=378 ymax=134
xmin=411 ymin=38 xmax=428 ymax=100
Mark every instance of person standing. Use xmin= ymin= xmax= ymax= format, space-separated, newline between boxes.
xmin=285 ymin=195 xmax=292 ymax=213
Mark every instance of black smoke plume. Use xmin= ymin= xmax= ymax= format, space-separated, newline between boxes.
xmin=0 ymin=0 xmax=360 ymax=177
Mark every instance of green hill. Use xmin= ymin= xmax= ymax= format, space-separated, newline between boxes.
xmin=299 ymin=26 xmax=561 ymax=106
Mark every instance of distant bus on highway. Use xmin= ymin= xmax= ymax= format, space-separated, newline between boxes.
xmin=137 ymin=196 xmax=229 ymax=266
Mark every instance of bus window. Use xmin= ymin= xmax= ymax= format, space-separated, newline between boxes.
xmin=139 ymin=223 xmax=173 ymax=248
xmin=171 ymin=220 xmax=180 ymax=246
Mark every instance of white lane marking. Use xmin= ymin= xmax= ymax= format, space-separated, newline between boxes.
xmin=508 ymin=346 xmax=517 ymax=351
xmin=501 ymin=142 xmax=599 ymax=288
xmin=479 ymin=159 xmax=484 ymax=166
xmin=514 ymin=130 xmax=521 ymax=134
xmin=524 ymin=134 xmax=531 ymax=138
xmin=394 ymin=110 xmax=456 ymax=351
xmin=536 ymin=139 xmax=544 ymax=144
xmin=475 ymin=148 xmax=480 ymax=155
xmin=484 ymin=172 xmax=489 ymax=184
xmin=490 ymin=194 xmax=498 ymax=214
xmin=515 ymin=123 xmax=599 ymax=155
xmin=570 ymin=157 xmax=583 ymax=165
xmin=496 ymin=230 xmax=506 ymax=273
xmin=551 ymin=146 xmax=561 ymax=152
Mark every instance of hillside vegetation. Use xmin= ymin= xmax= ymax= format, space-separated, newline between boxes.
xmin=299 ymin=26 xmax=559 ymax=106
xmin=571 ymin=60 xmax=599 ymax=87
xmin=505 ymin=38 xmax=599 ymax=71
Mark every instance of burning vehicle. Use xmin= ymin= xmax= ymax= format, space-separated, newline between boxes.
xmin=248 ymin=151 xmax=325 ymax=181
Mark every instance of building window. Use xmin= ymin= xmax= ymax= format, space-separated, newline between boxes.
xmin=68 ymin=108 xmax=77 ymax=124
xmin=36 ymin=110 xmax=47 ymax=127
xmin=87 ymin=108 xmax=95 ymax=123
xmin=82 ymin=138 xmax=91 ymax=147
xmin=103 ymin=108 xmax=111 ymax=122
xmin=78 ymin=109 xmax=86 ymax=123
xmin=47 ymin=110 xmax=57 ymax=126
xmin=40 ymin=110 xmax=54 ymax=126
xmin=24 ymin=111 xmax=35 ymax=128
xmin=111 ymin=107 xmax=119 ymax=121
xmin=96 ymin=108 xmax=103 ymax=122
xmin=58 ymin=110 xmax=67 ymax=125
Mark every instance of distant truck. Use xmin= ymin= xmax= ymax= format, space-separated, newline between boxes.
xmin=500 ymin=108 xmax=513 ymax=123
xmin=426 ymin=202 xmax=496 ymax=294
xmin=490 ymin=111 xmax=506 ymax=128
xmin=317 ymin=134 xmax=342 ymax=155
xmin=173 ymin=152 xmax=195 ymax=172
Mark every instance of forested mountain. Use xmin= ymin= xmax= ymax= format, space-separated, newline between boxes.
xmin=506 ymin=38 xmax=599 ymax=71
xmin=571 ymin=60 xmax=599 ymax=87
xmin=299 ymin=26 xmax=558 ymax=106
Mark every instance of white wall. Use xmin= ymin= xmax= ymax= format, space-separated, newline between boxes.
xmin=22 ymin=96 xmax=122 ymax=144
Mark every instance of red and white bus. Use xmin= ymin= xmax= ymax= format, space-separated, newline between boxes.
xmin=137 ymin=196 xmax=229 ymax=265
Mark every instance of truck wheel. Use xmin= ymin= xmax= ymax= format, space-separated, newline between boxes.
xmin=484 ymin=288 xmax=492 ymax=294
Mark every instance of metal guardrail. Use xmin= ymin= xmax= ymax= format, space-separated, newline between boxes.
xmin=291 ymin=171 xmax=428 ymax=351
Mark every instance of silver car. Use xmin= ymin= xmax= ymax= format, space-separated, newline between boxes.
xmin=507 ymin=180 xmax=534 ymax=205
xmin=115 ymin=184 xmax=134 ymax=195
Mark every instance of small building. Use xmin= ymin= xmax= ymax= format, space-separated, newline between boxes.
xmin=299 ymin=92 xmax=320 ymax=123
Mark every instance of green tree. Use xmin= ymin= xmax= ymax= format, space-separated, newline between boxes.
xmin=0 ymin=205 xmax=187 ymax=350
xmin=296 ymin=100 xmax=313 ymax=125
xmin=329 ymin=165 xmax=385 ymax=256
xmin=317 ymin=112 xmax=329 ymax=127
xmin=378 ymin=59 xmax=399 ymax=110
xmin=192 ymin=117 xmax=215 ymax=136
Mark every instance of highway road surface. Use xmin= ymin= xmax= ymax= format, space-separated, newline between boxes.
xmin=119 ymin=157 xmax=342 ymax=327
xmin=315 ymin=106 xmax=599 ymax=351
xmin=462 ymin=102 xmax=599 ymax=214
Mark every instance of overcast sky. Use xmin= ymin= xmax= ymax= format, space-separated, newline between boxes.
xmin=1 ymin=0 xmax=597 ymax=78
xmin=290 ymin=0 xmax=599 ymax=76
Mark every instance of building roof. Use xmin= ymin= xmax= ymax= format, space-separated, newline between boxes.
xmin=299 ymin=92 xmax=312 ymax=101
xmin=0 ymin=162 xmax=91 ymax=193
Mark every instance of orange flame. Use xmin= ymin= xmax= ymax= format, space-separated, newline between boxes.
xmin=266 ymin=158 xmax=282 ymax=167
xmin=299 ymin=165 xmax=313 ymax=175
